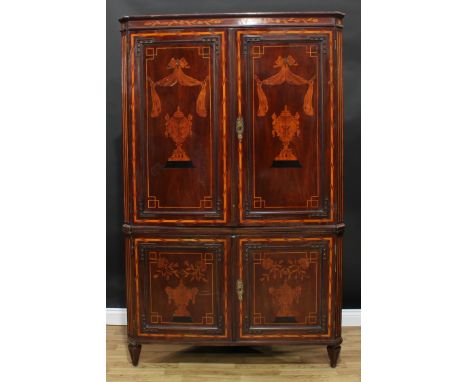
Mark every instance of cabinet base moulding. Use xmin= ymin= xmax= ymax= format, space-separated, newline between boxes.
xmin=106 ymin=308 xmax=361 ymax=327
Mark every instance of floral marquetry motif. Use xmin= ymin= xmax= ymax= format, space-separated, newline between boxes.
xmin=143 ymin=19 xmax=223 ymax=27
xmin=260 ymin=254 xmax=311 ymax=282
xmin=153 ymin=257 xmax=180 ymax=280
xmin=183 ymin=259 xmax=208 ymax=282
xmin=152 ymin=253 xmax=209 ymax=283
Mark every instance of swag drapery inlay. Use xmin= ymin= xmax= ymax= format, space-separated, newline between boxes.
xmin=256 ymin=55 xmax=315 ymax=117
xmin=148 ymin=58 xmax=208 ymax=118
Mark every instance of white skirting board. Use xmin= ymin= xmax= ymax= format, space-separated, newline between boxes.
xmin=106 ymin=308 xmax=361 ymax=326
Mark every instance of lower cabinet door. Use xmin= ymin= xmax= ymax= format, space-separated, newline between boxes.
xmin=135 ymin=238 xmax=230 ymax=340
xmin=238 ymin=237 xmax=334 ymax=340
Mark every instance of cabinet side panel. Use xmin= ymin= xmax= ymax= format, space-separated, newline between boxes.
xmin=122 ymin=32 xmax=131 ymax=222
xmin=125 ymin=237 xmax=137 ymax=337
xmin=335 ymin=233 xmax=343 ymax=338
xmin=336 ymin=29 xmax=344 ymax=222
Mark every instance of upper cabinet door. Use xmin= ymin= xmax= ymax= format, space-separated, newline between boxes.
xmin=129 ymin=31 xmax=228 ymax=224
xmin=236 ymin=30 xmax=336 ymax=224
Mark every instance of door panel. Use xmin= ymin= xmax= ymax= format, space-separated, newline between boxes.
xmin=135 ymin=238 xmax=230 ymax=339
xmin=238 ymin=237 xmax=333 ymax=340
xmin=237 ymin=30 xmax=334 ymax=223
xmin=131 ymin=31 xmax=227 ymax=223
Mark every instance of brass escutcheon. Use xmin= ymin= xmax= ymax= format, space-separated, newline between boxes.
xmin=236 ymin=279 xmax=244 ymax=301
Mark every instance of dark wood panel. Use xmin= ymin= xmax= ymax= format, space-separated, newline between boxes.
xmin=237 ymin=237 xmax=334 ymax=341
xmin=134 ymin=238 xmax=230 ymax=340
xmin=237 ymin=30 xmax=336 ymax=224
xmin=129 ymin=31 xmax=229 ymax=224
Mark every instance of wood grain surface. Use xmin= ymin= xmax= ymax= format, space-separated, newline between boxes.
xmin=107 ymin=325 xmax=360 ymax=381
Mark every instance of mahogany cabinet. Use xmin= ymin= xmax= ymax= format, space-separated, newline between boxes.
xmin=120 ymin=12 xmax=345 ymax=368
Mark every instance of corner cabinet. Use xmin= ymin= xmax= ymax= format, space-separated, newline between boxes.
xmin=120 ymin=12 xmax=345 ymax=368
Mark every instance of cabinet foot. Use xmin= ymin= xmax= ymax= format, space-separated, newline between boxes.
xmin=128 ymin=342 xmax=142 ymax=366
xmin=327 ymin=344 xmax=341 ymax=368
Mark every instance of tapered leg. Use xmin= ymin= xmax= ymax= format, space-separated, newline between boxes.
xmin=327 ymin=344 xmax=341 ymax=368
xmin=128 ymin=342 xmax=142 ymax=366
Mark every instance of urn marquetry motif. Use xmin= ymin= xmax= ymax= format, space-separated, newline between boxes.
xmin=164 ymin=106 xmax=193 ymax=168
xmin=271 ymin=105 xmax=301 ymax=167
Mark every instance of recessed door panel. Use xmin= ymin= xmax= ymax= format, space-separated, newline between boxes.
xmin=237 ymin=30 xmax=335 ymax=223
xmin=135 ymin=238 xmax=230 ymax=339
xmin=238 ymin=237 xmax=333 ymax=340
xmin=131 ymin=31 xmax=227 ymax=223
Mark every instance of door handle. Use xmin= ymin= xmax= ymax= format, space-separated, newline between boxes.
xmin=236 ymin=279 xmax=244 ymax=301
xmin=236 ymin=116 xmax=244 ymax=141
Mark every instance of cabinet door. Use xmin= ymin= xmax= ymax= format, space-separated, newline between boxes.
xmin=236 ymin=30 xmax=335 ymax=223
xmin=129 ymin=31 xmax=228 ymax=224
xmin=237 ymin=237 xmax=334 ymax=340
xmin=134 ymin=238 xmax=230 ymax=340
